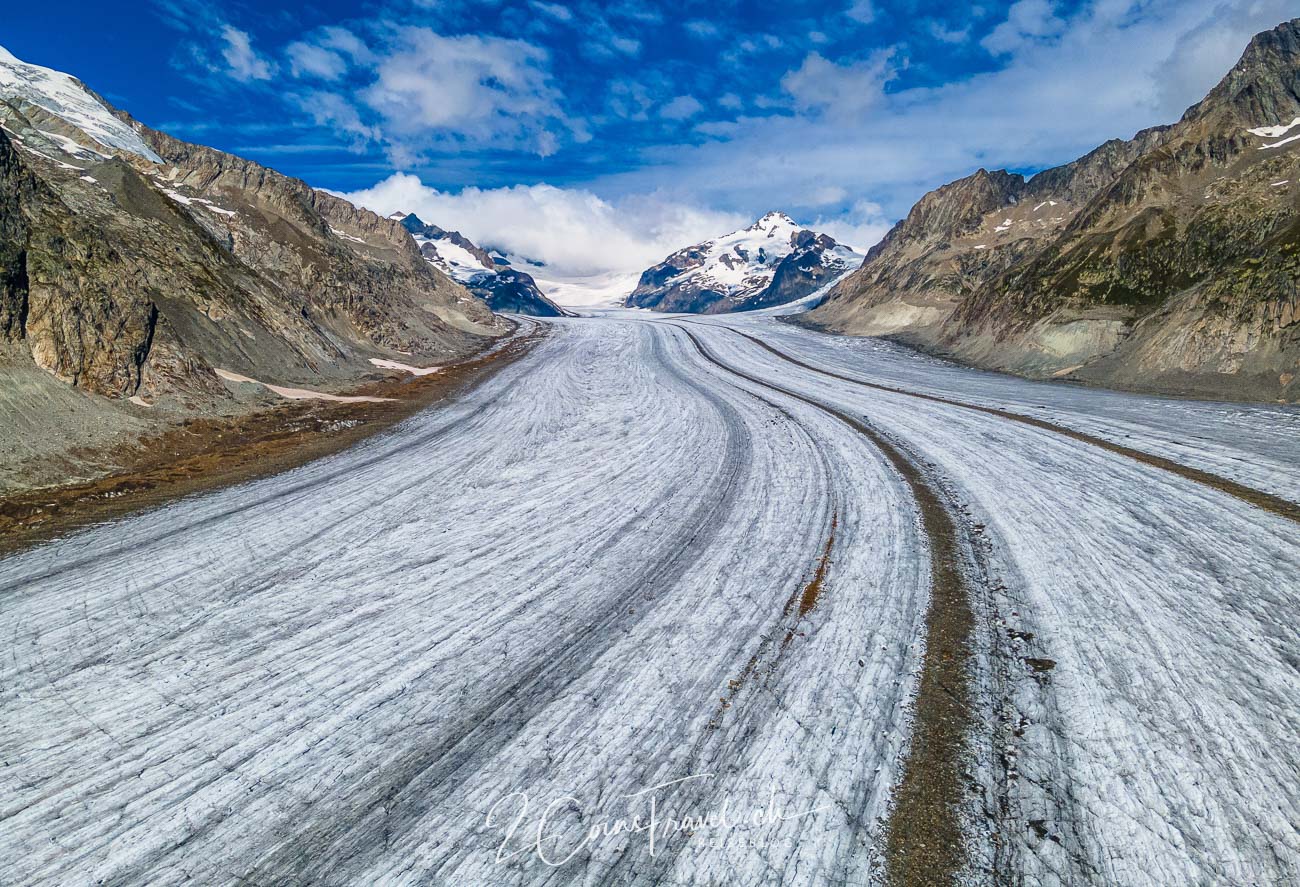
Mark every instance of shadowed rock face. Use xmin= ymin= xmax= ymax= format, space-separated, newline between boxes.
xmin=809 ymin=17 xmax=1300 ymax=403
xmin=0 ymin=49 xmax=504 ymax=404
xmin=0 ymin=131 xmax=32 ymax=341
xmin=626 ymin=212 xmax=864 ymax=314
xmin=0 ymin=134 xmax=176 ymax=398
xmin=465 ymin=268 xmax=568 ymax=317
xmin=401 ymin=214 xmax=567 ymax=317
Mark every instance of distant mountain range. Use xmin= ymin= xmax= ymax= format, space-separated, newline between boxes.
xmin=806 ymin=18 xmax=1300 ymax=403
xmin=5 ymin=16 xmax=1299 ymax=409
xmin=396 ymin=213 xmax=567 ymax=317
xmin=626 ymin=211 xmax=863 ymax=313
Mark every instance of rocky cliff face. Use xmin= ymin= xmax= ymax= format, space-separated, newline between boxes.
xmin=399 ymin=214 xmax=566 ymax=317
xmin=808 ymin=18 xmax=1300 ymax=402
xmin=0 ymin=46 xmax=504 ymax=408
xmin=627 ymin=212 xmax=864 ymax=314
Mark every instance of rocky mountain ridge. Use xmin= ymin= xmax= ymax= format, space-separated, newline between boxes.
xmin=0 ymin=45 xmax=512 ymax=493
xmin=627 ymin=211 xmax=864 ymax=313
xmin=0 ymin=45 xmax=504 ymax=408
xmin=398 ymin=213 xmax=567 ymax=317
xmin=807 ymin=18 xmax=1300 ymax=402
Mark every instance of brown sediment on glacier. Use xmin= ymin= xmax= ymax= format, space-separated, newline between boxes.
xmin=726 ymin=327 xmax=1300 ymax=526
xmin=675 ymin=324 xmax=976 ymax=885
xmin=0 ymin=328 xmax=542 ymax=557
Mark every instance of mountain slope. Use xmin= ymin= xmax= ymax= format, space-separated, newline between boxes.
xmin=0 ymin=46 xmax=503 ymax=409
xmin=807 ymin=18 xmax=1300 ymax=402
xmin=398 ymin=213 xmax=567 ymax=317
xmin=626 ymin=212 xmax=864 ymax=313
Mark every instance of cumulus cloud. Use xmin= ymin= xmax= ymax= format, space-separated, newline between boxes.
xmin=529 ymin=1 xmax=573 ymax=21
xmin=162 ymin=0 xmax=1300 ymax=286
xmin=281 ymin=26 xmax=572 ymax=160
xmin=362 ymin=30 xmax=564 ymax=150
xmin=607 ymin=78 xmax=656 ymax=120
xmin=286 ymin=41 xmax=346 ymax=80
xmin=846 ymin=0 xmax=876 ymax=25
xmin=219 ymin=26 xmax=275 ymax=82
xmin=685 ymin=20 xmax=721 ymax=39
xmin=812 ymin=200 xmax=892 ymax=252
xmin=610 ymin=35 xmax=642 ymax=55
xmin=294 ymin=91 xmax=379 ymax=145
xmin=593 ymin=0 xmax=1298 ymax=226
xmin=339 ymin=173 xmax=748 ymax=302
xmin=661 ymin=95 xmax=704 ymax=120
xmin=315 ymin=26 xmax=375 ymax=65
xmin=926 ymin=20 xmax=971 ymax=45
xmin=981 ymin=0 xmax=1065 ymax=55
xmin=781 ymin=50 xmax=896 ymax=118
xmin=581 ymin=16 xmax=643 ymax=59
xmin=807 ymin=185 xmax=850 ymax=206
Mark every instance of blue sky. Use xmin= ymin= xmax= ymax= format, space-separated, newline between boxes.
xmin=3 ymin=0 xmax=1296 ymax=289
xmin=5 ymin=0 xmax=1024 ymax=192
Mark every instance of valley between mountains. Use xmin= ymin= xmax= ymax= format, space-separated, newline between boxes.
xmin=3 ymin=310 xmax=1298 ymax=886
xmin=3 ymin=12 xmax=1300 ymax=887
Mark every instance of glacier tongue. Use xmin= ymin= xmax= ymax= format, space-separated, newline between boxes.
xmin=0 ymin=44 xmax=162 ymax=163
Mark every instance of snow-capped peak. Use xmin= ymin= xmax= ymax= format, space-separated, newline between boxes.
xmin=627 ymin=212 xmax=865 ymax=313
xmin=0 ymin=45 xmax=161 ymax=162
xmin=750 ymin=210 xmax=798 ymax=232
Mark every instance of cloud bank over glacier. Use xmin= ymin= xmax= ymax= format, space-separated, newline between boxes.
xmin=341 ymin=173 xmax=752 ymax=304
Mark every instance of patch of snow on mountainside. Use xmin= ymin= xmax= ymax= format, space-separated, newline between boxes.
xmin=745 ymin=266 xmax=855 ymax=317
xmin=0 ymin=45 xmax=162 ymax=162
xmin=414 ymin=235 xmax=493 ymax=281
xmin=1247 ymin=117 xmax=1300 ymax=138
xmin=399 ymin=213 xmax=566 ymax=317
xmin=683 ymin=211 xmax=852 ymax=292
xmin=1262 ymin=132 xmax=1300 ymax=149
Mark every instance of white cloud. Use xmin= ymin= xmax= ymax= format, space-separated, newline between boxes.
xmin=339 ymin=173 xmax=748 ymax=303
xmin=661 ymin=95 xmax=704 ymax=120
xmin=926 ymin=20 xmax=972 ymax=44
xmin=177 ymin=0 xmax=1300 ymax=285
xmin=285 ymin=25 xmax=376 ymax=80
xmin=316 ymin=26 xmax=374 ymax=65
xmin=286 ymin=41 xmax=346 ymax=80
xmin=781 ymin=50 xmax=896 ymax=119
xmin=981 ymin=0 xmax=1065 ymax=55
xmin=808 ymin=185 xmax=850 ymax=206
xmin=358 ymin=28 xmax=569 ymax=157
xmin=219 ymin=25 xmax=275 ymax=82
xmin=846 ymin=0 xmax=876 ymax=25
xmin=610 ymin=35 xmax=642 ymax=55
xmin=582 ymin=20 xmax=643 ymax=59
xmin=812 ymin=200 xmax=892 ymax=252
xmin=267 ymin=25 xmax=573 ymax=159
xmin=607 ymin=78 xmax=655 ymax=120
xmin=592 ymin=0 xmax=1298 ymax=229
xmin=685 ymin=20 xmax=721 ymax=39
xmin=294 ymin=90 xmax=379 ymax=144
xmin=529 ymin=1 xmax=573 ymax=21
xmin=1153 ymin=1 xmax=1297 ymax=116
